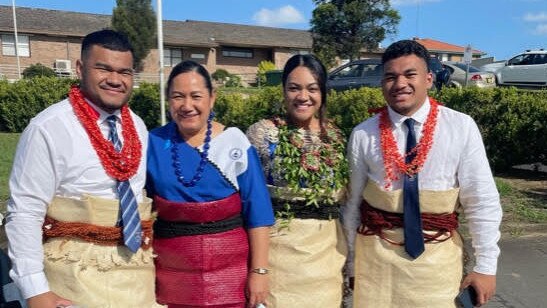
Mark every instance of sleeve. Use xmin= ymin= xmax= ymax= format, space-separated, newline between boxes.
xmin=245 ymin=120 xmax=275 ymax=175
xmin=245 ymin=122 xmax=264 ymax=151
xmin=237 ymin=146 xmax=275 ymax=229
xmin=5 ymin=124 xmax=59 ymax=298
xmin=145 ymin=134 xmax=156 ymax=199
xmin=340 ymin=128 xmax=369 ymax=277
xmin=457 ymin=117 xmax=502 ymax=275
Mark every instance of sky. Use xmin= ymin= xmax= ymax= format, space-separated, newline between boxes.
xmin=0 ymin=0 xmax=545 ymax=61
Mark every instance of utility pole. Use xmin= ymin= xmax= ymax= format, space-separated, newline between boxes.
xmin=12 ymin=0 xmax=21 ymax=79
xmin=156 ymin=0 xmax=166 ymax=125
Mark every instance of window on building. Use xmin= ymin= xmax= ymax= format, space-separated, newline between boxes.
xmin=191 ymin=53 xmax=205 ymax=59
xmin=164 ymin=47 xmax=182 ymax=67
xmin=1 ymin=34 xmax=30 ymax=57
xmin=222 ymin=48 xmax=253 ymax=58
xmin=290 ymin=49 xmax=310 ymax=55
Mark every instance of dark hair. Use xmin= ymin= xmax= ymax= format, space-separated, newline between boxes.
xmin=81 ymin=29 xmax=134 ymax=62
xmin=381 ymin=40 xmax=431 ymax=70
xmin=166 ymin=60 xmax=213 ymax=95
xmin=281 ymin=54 xmax=328 ymax=129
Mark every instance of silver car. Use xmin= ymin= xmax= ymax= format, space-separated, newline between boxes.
xmin=326 ymin=59 xmax=383 ymax=91
xmin=496 ymin=49 xmax=547 ymax=88
xmin=443 ymin=62 xmax=496 ymax=88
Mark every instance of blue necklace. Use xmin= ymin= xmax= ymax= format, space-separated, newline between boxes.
xmin=171 ymin=112 xmax=214 ymax=187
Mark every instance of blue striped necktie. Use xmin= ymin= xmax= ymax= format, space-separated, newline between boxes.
xmin=403 ymin=118 xmax=425 ymax=259
xmin=106 ymin=115 xmax=142 ymax=253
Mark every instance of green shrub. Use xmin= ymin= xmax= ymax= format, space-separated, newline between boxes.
xmin=212 ymin=69 xmax=243 ymax=88
xmin=224 ymin=74 xmax=242 ymax=88
xmin=327 ymin=87 xmax=385 ymax=136
xmin=23 ymin=63 xmax=56 ymax=78
xmin=129 ymin=82 xmax=162 ymax=129
xmin=1 ymin=80 xmax=545 ymax=173
xmin=0 ymin=77 xmax=75 ymax=132
xmin=257 ymin=60 xmax=276 ymax=85
xmin=433 ymin=87 xmax=547 ymax=171
xmin=212 ymin=69 xmax=230 ymax=82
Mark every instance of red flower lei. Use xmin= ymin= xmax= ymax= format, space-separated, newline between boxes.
xmin=69 ymin=86 xmax=142 ymax=181
xmin=379 ymin=97 xmax=440 ymax=189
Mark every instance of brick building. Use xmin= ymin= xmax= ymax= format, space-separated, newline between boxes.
xmin=412 ymin=37 xmax=485 ymax=62
xmin=0 ymin=6 xmax=488 ymax=83
xmin=0 ymin=5 xmax=312 ymax=83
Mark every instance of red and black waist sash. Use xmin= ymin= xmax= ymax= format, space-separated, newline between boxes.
xmin=358 ymin=200 xmax=459 ymax=245
xmin=153 ymin=193 xmax=244 ymax=238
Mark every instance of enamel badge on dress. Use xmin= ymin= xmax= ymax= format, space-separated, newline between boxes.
xmin=229 ymin=148 xmax=243 ymax=160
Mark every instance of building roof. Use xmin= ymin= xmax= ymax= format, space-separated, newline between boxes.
xmin=413 ymin=37 xmax=485 ymax=55
xmin=0 ymin=6 xmax=110 ymax=37
xmin=0 ymin=5 xmax=312 ymax=49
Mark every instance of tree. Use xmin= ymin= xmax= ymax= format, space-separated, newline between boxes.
xmin=310 ymin=0 xmax=400 ymax=67
xmin=112 ymin=0 xmax=156 ymax=71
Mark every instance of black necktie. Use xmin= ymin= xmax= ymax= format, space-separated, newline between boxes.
xmin=403 ymin=118 xmax=425 ymax=259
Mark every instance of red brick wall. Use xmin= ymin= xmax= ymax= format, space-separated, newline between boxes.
xmin=0 ymin=34 xmax=81 ymax=78
xmin=0 ymin=33 xmax=301 ymax=84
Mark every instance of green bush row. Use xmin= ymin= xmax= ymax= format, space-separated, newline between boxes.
xmin=0 ymin=77 xmax=545 ymax=172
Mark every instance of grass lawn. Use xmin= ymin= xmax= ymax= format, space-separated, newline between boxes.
xmin=0 ymin=133 xmax=19 ymax=206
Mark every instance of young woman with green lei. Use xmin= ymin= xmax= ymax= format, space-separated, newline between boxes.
xmin=246 ymin=54 xmax=348 ymax=307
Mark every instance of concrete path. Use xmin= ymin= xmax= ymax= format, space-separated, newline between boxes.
xmin=485 ymin=235 xmax=547 ymax=308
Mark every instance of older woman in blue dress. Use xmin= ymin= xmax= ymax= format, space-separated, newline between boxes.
xmin=147 ymin=60 xmax=275 ymax=307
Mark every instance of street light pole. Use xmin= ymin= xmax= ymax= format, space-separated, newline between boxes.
xmin=11 ymin=0 xmax=21 ymax=79
xmin=156 ymin=0 xmax=166 ymax=125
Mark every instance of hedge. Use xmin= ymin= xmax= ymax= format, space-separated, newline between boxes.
xmin=0 ymin=77 xmax=545 ymax=172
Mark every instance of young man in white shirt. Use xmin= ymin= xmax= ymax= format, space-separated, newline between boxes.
xmin=6 ymin=29 xmax=159 ymax=307
xmin=342 ymin=39 xmax=501 ymax=307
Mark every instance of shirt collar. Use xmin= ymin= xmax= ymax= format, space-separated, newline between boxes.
xmin=387 ymin=97 xmax=431 ymax=128
xmin=82 ymin=98 xmax=122 ymax=123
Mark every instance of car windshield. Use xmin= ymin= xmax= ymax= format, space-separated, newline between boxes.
xmin=453 ymin=63 xmax=481 ymax=72
xmin=429 ymin=57 xmax=443 ymax=72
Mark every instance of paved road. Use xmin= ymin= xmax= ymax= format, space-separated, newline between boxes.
xmin=343 ymin=235 xmax=547 ymax=308
xmin=485 ymin=235 xmax=547 ymax=308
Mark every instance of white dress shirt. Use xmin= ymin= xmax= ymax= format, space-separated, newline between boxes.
xmin=342 ymin=98 xmax=502 ymax=276
xmin=5 ymin=98 xmax=148 ymax=299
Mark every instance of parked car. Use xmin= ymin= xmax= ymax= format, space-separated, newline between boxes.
xmin=326 ymin=59 xmax=383 ymax=91
xmin=442 ymin=62 xmax=496 ymax=88
xmin=495 ymin=49 xmax=547 ymax=88
xmin=479 ymin=61 xmax=506 ymax=74
xmin=429 ymin=56 xmax=451 ymax=90
xmin=326 ymin=57 xmax=449 ymax=92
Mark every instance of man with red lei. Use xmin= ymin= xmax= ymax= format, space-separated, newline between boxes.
xmin=5 ymin=30 xmax=161 ymax=307
xmin=342 ymin=40 xmax=502 ymax=307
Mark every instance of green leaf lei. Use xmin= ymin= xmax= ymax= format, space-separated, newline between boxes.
xmin=271 ymin=117 xmax=349 ymax=220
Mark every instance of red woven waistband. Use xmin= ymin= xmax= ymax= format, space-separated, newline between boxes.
xmin=43 ymin=216 xmax=153 ymax=250
xmin=358 ymin=200 xmax=459 ymax=245
xmin=154 ymin=193 xmax=242 ymax=223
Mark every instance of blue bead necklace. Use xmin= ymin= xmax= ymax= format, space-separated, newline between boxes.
xmin=171 ymin=112 xmax=214 ymax=187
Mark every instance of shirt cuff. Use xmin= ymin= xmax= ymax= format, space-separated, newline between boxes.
xmin=473 ymin=255 xmax=498 ymax=275
xmin=14 ymin=271 xmax=50 ymax=299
